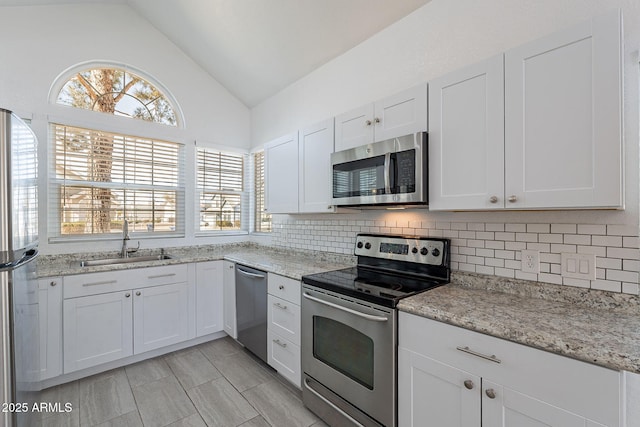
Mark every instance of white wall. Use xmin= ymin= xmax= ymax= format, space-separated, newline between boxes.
xmin=251 ymin=0 xmax=640 ymax=294
xmin=0 ymin=3 xmax=252 ymax=254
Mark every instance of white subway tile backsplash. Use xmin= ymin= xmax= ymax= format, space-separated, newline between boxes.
xmin=271 ymin=218 xmax=639 ymax=294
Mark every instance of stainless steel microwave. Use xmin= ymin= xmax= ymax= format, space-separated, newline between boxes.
xmin=331 ymin=132 xmax=428 ymax=207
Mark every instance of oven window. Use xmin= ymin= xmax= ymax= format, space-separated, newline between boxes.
xmin=313 ymin=316 xmax=374 ymax=390
xmin=333 ymin=156 xmax=386 ymax=198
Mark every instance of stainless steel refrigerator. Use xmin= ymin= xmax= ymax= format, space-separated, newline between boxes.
xmin=0 ymin=108 xmax=40 ymax=427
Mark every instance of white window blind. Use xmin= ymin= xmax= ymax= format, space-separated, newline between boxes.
xmin=50 ymin=124 xmax=184 ymax=238
xmin=253 ymin=151 xmax=271 ymax=232
xmin=196 ymin=147 xmax=247 ymax=232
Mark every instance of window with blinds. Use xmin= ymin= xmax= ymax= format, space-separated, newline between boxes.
xmin=196 ymin=148 xmax=246 ymax=232
xmin=253 ymin=151 xmax=271 ymax=232
xmin=51 ymin=124 xmax=184 ymax=237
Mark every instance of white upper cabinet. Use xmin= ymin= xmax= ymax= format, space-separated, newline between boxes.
xmin=298 ymin=118 xmax=335 ymax=213
xmin=505 ymin=10 xmax=622 ymax=209
xmin=429 ymin=55 xmax=505 ymax=210
xmin=430 ymin=10 xmax=623 ymax=211
xmin=335 ymin=84 xmax=427 ymax=152
xmin=264 ymin=132 xmax=299 ymax=214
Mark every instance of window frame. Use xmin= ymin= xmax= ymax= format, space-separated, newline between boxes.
xmin=48 ymin=123 xmax=186 ymax=242
xmin=195 ymin=145 xmax=249 ymax=236
xmin=252 ymin=150 xmax=272 ymax=234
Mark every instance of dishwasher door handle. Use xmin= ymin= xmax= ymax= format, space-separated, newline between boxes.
xmin=303 ymin=292 xmax=388 ymax=322
xmin=236 ymin=268 xmax=266 ymax=279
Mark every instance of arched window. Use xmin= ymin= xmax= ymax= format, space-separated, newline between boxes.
xmin=54 ymin=66 xmax=179 ymax=126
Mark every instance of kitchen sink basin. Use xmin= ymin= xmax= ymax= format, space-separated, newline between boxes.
xmin=78 ymin=254 xmax=173 ymax=267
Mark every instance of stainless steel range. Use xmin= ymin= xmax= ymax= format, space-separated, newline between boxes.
xmin=301 ymin=234 xmax=451 ymax=427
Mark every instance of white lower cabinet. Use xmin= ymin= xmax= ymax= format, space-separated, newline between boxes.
xmin=63 ymin=290 xmax=133 ymax=373
xmin=195 ymin=261 xmax=224 ymax=337
xmin=266 ymin=273 xmax=301 ymax=388
xmin=222 ymin=260 xmax=237 ymax=339
xmin=62 ymin=264 xmax=192 ymax=374
xmin=133 ymin=282 xmax=189 ymax=353
xmin=398 ymin=312 xmax=622 ymax=427
xmin=38 ymin=277 xmax=62 ymax=380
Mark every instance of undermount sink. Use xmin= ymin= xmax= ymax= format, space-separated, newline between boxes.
xmin=78 ymin=254 xmax=173 ymax=267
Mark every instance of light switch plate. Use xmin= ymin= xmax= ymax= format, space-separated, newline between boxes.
xmin=561 ymin=253 xmax=596 ymax=280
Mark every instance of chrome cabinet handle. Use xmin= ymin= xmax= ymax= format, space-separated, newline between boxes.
xmin=304 ymin=379 xmax=365 ymax=427
xmin=278 ymin=285 xmax=284 ymax=290
xmin=50 ymin=281 xmax=57 ymax=287
xmin=365 ymin=119 xmax=372 ymax=126
xmin=489 ymin=196 xmax=498 ymax=204
xmin=125 ymin=293 xmax=131 ymax=298
xmin=464 ymin=380 xmax=474 ymax=390
xmin=273 ymin=339 xmax=287 ymax=348
xmin=374 ymin=117 xmax=381 ymax=124
xmin=508 ymin=195 xmax=517 ymax=203
xmin=456 ymin=346 xmax=501 ymax=364
xmin=303 ymin=292 xmax=388 ymax=322
xmin=148 ymin=273 xmax=176 ymax=279
xmin=274 ymin=302 xmax=287 ymax=310
xmin=136 ymin=291 xmax=141 ymax=296
xmin=83 ymin=280 xmax=117 ymax=287
xmin=485 ymin=389 xmax=497 ymax=399
xmin=237 ymin=268 xmax=265 ymax=279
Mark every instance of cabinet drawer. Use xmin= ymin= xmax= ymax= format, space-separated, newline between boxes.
xmin=64 ymin=265 xmax=188 ymax=299
xmin=399 ymin=312 xmax=621 ymax=426
xmin=267 ymin=329 xmax=301 ymax=388
xmin=267 ymin=295 xmax=300 ymax=346
xmin=267 ymin=273 xmax=300 ymax=305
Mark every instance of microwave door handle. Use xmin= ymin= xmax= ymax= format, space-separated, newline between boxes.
xmin=384 ymin=152 xmax=391 ymax=194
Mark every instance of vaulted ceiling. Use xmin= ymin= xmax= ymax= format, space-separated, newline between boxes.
xmin=0 ymin=0 xmax=431 ymax=107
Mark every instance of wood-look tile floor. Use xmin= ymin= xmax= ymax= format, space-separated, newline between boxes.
xmin=40 ymin=337 xmax=328 ymax=427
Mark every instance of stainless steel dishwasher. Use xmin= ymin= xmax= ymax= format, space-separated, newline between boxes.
xmin=235 ymin=264 xmax=268 ymax=363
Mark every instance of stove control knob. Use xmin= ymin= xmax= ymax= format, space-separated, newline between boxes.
xmin=411 ymin=247 xmax=418 ymax=254
xmin=420 ymin=247 xmax=428 ymax=256
xmin=357 ymin=241 xmax=363 ymax=249
xmin=364 ymin=242 xmax=372 ymax=250
xmin=431 ymin=248 xmax=440 ymax=257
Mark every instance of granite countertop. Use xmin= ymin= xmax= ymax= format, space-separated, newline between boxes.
xmin=399 ymin=271 xmax=640 ymax=374
xmin=37 ymin=243 xmax=354 ymax=281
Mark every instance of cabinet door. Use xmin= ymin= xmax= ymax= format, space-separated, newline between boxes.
xmin=505 ymin=10 xmax=622 ymax=209
xmin=298 ymin=118 xmax=335 ymax=213
xmin=264 ymin=132 xmax=299 ymax=213
xmin=334 ymin=103 xmax=375 ymax=152
xmin=63 ymin=291 xmax=133 ymax=373
xmin=222 ymin=260 xmax=237 ymax=339
xmin=398 ymin=347 xmax=480 ymax=427
xmin=195 ymin=261 xmax=223 ymax=337
xmin=481 ymin=380 xmax=602 ymax=427
xmin=133 ymin=282 xmax=189 ymax=354
xmin=429 ymin=56 xmax=504 ymax=210
xmin=267 ymin=329 xmax=301 ymax=388
xmin=373 ymin=84 xmax=427 ymax=142
xmin=38 ymin=278 xmax=62 ymax=380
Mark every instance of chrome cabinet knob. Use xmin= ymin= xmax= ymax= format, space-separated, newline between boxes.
xmin=508 ymin=195 xmax=517 ymax=203
xmin=125 ymin=293 xmax=131 ymax=298
xmin=464 ymin=380 xmax=474 ymax=390
xmin=136 ymin=291 xmax=141 ymax=296
xmin=279 ymin=285 xmax=284 ymax=290
xmin=365 ymin=120 xmax=372 ymax=126
xmin=50 ymin=281 xmax=57 ymax=287
xmin=374 ymin=117 xmax=381 ymax=124
xmin=489 ymin=196 xmax=498 ymax=204
xmin=485 ymin=388 xmax=496 ymax=399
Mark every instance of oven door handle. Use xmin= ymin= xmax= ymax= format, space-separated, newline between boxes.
xmin=302 ymin=292 xmax=389 ymax=322
xmin=383 ymin=152 xmax=392 ymax=194
xmin=304 ymin=378 xmax=366 ymax=427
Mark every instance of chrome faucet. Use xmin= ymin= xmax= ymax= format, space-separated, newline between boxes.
xmin=121 ymin=219 xmax=130 ymax=258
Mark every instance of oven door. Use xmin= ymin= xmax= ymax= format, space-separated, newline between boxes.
xmin=301 ymin=285 xmax=396 ymax=427
xmin=331 ymin=132 xmax=427 ymax=206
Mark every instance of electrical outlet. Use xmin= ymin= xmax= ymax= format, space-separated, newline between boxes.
xmin=521 ymin=250 xmax=540 ymax=274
